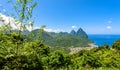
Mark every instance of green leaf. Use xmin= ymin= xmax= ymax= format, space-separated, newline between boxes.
xmin=16 ymin=0 xmax=20 ymax=2
xmin=31 ymin=2 xmax=37 ymax=9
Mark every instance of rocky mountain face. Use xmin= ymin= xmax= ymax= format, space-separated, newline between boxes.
xmin=70 ymin=28 xmax=88 ymax=38
xmin=76 ymin=28 xmax=88 ymax=38
xmin=70 ymin=30 xmax=76 ymax=36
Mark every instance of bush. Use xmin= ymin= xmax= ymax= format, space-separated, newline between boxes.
xmin=112 ymin=40 xmax=120 ymax=50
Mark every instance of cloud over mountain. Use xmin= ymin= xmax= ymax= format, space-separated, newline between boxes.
xmin=0 ymin=13 xmax=32 ymax=31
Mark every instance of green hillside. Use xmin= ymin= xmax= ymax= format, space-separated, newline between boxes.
xmin=31 ymin=28 xmax=93 ymax=47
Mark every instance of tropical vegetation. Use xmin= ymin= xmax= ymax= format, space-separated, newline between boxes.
xmin=0 ymin=0 xmax=120 ymax=70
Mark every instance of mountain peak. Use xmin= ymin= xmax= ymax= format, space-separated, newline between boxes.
xmin=70 ymin=30 xmax=76 ymax=36
xmin=76 ymin=28 xmax=88 ymax=38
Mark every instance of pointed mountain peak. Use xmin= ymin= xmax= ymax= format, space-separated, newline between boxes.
xmin=78 ymin=28 xmax=83 ymax=31
xmin=70 ymin=30 xmax=76 ymax=36
xmin=76 ymin=28 xmax=88 ymax=38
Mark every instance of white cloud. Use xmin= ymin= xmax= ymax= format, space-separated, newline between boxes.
xmin=44 ymin=28 xmax=63 ymax=33
xmin=0 ymin=13 xmax=21 ymax=29
xmin=72 ymin=25 xmax=77 ymax=29
xmin=34 ymin=27 xmax=40 ymax=30
xmin=106 ymin=26 xmax=112 ymax=29
xmin=33 ymin=27 xmax=64 ymax=33
xmin=0 ymin=13 xmax=14 ymax=25
xmin=26 ymin=25 xmax=32 ymax=31
xmin=0 ymin=13 xmax=32 ymax=31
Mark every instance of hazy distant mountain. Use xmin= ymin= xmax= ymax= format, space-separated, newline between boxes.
xmin=22 ymin=30 xmax=29 ymax=35
xmin=59 ymin=32 xmax=68 ymax=35
xmin=6 ymin=29 xmax=29 ymax=35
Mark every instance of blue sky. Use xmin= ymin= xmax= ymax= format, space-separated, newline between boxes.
xmin=0 ymin=0 xmax=120 ymax=34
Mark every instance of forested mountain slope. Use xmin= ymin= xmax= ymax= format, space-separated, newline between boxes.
xmin=31 ymin=28 xmax=93 ymax=47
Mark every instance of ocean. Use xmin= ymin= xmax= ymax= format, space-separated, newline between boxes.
xmin=88 ymin=35 xmax=120 ymax=46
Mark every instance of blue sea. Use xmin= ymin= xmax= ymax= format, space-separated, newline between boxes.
xmin=88 ymin=35 xmax=120 ymax=46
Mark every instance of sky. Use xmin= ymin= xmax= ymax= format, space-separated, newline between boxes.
xmin=0 ymin=0 xmax=120 ymax=34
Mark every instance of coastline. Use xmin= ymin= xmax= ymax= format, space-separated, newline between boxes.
xmin=69 ymin=43 xmax=98 ymax=54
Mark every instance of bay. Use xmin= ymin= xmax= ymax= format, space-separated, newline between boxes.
xmin=88 ymin=34 xmax=120 ymax=46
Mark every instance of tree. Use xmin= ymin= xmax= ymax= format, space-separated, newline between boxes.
xmin=0 ymin=0 xmax=39 ymax=69
xmin=112 ymin=40 xmax=120 ymax=50
xmin=48 ymin=50 xmax=72 ymax=69
xmin=7 ymin=0 xmax=37 ymax=56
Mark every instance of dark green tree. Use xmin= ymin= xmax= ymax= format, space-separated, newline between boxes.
xmin=112 ymin=40 xmax=120 ymax=50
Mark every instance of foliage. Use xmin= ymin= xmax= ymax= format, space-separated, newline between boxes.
xmin=48 ymin=50 xmax=72 ymax=69
xmin=112 ymin=39 xmax=120 ymax=50
xmin=0 ymin=0 xmax=120 ymax=70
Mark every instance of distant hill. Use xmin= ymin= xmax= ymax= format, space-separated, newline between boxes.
xmin=31 ymin=28 xmax=93 ymax=47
